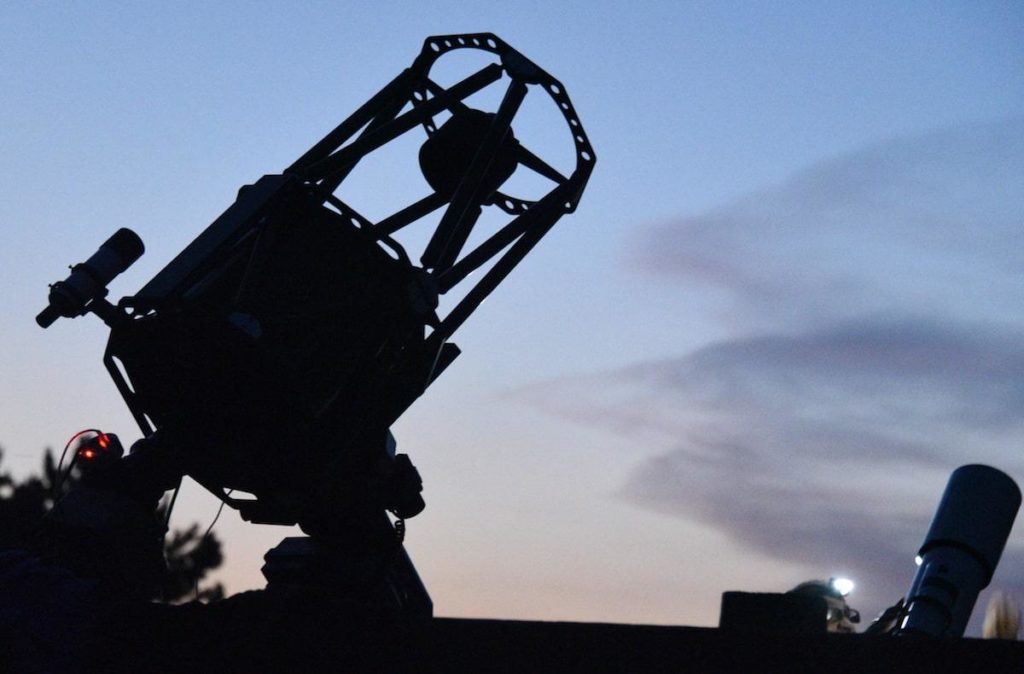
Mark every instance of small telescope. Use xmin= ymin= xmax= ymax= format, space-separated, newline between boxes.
xmin=897 ymin=464 xmax=1021 ymax=637
xmin=36 ymin=228 xmax=145 ymax=328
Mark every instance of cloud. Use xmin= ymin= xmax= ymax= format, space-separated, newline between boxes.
xmin=515 ymin=118 xmax=1024 ymax=628
xmin=634 ymin=117 xmax=1024 ymax=329
xmin=519 ymin=317 xmax=1024 ymax=624
xmin=529 ymin=317 xmax=1024 ymax=457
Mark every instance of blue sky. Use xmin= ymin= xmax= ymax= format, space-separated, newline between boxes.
xmin=1 ymin=2 xmax=1022 ymax=632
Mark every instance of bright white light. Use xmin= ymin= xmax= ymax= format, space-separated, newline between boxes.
xmin=831 ymin=577 xmax=855 ymax=597
xmin=914 ymin=555 xmax=923 ymax=567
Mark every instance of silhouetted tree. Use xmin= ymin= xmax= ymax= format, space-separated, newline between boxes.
xmin=0 ymin=445 xmax=224 ymax=602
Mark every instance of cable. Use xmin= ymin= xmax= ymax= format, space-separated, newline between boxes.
xmin=199 ymin=495 xmax=230 ymax=543
xmin=53 ymin=429 xmax=101 ymax=501
xmin=193 ymin=489 xmax=233 ymax=602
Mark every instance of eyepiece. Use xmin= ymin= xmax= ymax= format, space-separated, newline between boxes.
xmin=36 ymin=304 xmax=62 ymax=329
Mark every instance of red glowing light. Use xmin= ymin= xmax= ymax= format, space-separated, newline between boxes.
xmin=82 ymin=449 xmax=96 ymax=459
xmin=98 ymin=435 xmax=110 ymax=449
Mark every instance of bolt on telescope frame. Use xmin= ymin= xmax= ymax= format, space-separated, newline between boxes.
xmin=88 ymin=34 xmax=594 ymax=528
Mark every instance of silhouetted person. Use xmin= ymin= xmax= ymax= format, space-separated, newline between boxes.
xmin=787 ymin=579 xmax=861 ymax=634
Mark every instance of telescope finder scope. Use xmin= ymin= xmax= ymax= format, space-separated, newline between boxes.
xmin=37 ymin=228 xmax=144 ymax=328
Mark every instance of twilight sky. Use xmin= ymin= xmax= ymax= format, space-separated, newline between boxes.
xmin=1 ymin=2 xmax=1022 ymax=634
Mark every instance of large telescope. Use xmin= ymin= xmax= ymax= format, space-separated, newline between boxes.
xmin=897 ymin=464 xmax=1021 ymax=637
xmin=36 ymin=34 xmax=594 ymax=611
